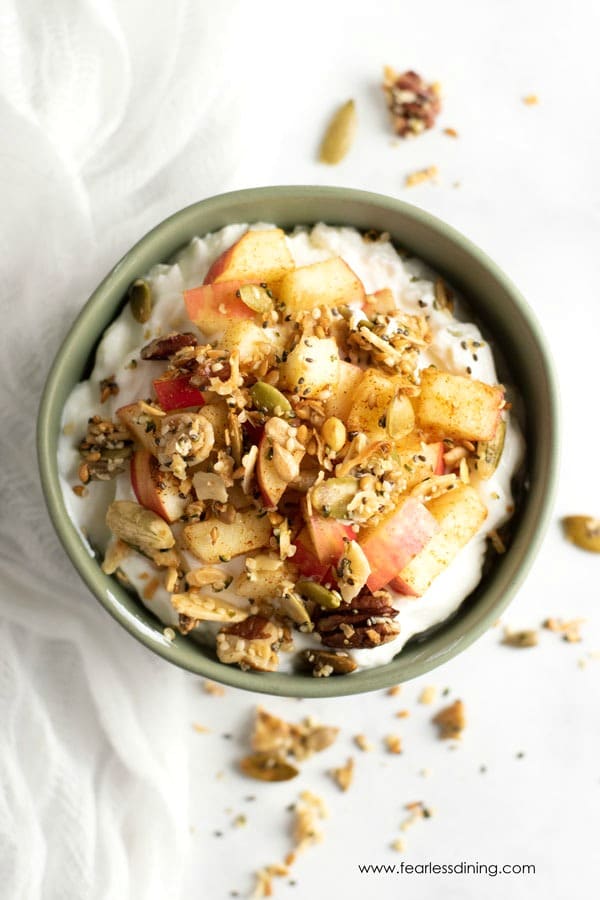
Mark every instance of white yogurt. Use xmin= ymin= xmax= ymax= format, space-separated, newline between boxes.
xmin=58 ymin=223 xmax=523 ymax=670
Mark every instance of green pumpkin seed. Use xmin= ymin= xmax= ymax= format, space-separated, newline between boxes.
xmin=128 ymin=279 xmax=152 ymax=323
xmin=298 ymin=648 xmax=357 ymax=675
xmin=239 ymin=752 xmax=299 ymax=782
xmin=502 ymin=629 xmax=539 ymax=648
xmin=310 ymin=477 xmax=358 ymax=519
xmin=237 ymin=284 xmax=273 ymax=315
xmin=295 ymin=580 xmax=341 ymax=610
xmin=474 ymin=419 xmax=506 ymax=479
xmin=250 ymin=381 xmax=292 ymax=416
xmin=563 ymin=516 xmax=600 ymax=553
xmin=319 ymin=99 xmax=357 ymax=165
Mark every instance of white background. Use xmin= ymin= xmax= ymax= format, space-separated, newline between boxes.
xmin=1 ymin=1 xmax=599 ymax=898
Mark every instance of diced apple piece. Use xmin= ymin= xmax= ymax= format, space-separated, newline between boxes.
xmin=256 ymin=432 xmax=305 ymax=510
xmin=280 ymin=336 xmax=339 ymax=397
xmin=183 ymin=509 xmax=272 ymax=563
xmin=346 ymin=368 xmax=398 ymax=440
xmin=183 ymin=280 xmax=253 ymax=336
xmin=393 ymin=437 xmax=445 ymax=489
xmin=324 ymin=360 xmax=363 ymax=422
xmin=130 ymin=449 xmax=187 ymax=523
xmin=153 ymin=373 xmax=205 ymax=411
xmin=359 ymin=497 xmax=439 ymax=592
xmin=304 ymin=512 xmax=356 ymax=566
xmin=291 ymin=528 xmax=332 ymax=583
xmin=364 ymin=287 xmax=396 ymax=316
xmin=116 ymin=401 xmax=162 ymax=454
xmin=417 ymin=369 xmax=504 ymax=442
xmin=204 ymin=228 xmax=294 ymax=284
xmin=276 ymin=257 xmax=365 ymax=312
xmin=390 ymin=484 xmax=488 ymax=596
xmin=220 ymin=320 xmax=276 ymax=365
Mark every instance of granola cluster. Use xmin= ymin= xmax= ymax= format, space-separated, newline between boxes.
xmin=382 ymin=67 xmax=442 ymax=137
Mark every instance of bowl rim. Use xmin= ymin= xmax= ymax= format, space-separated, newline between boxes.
xmin=37 ymin=185 xmax=560 ymax=697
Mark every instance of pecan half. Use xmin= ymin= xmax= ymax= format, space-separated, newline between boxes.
xmin=313 ymin=593 xmax=400 ymax=649
xmin=222 ymin=614 xmax=273 ymax=640
xmin=140 ymin=332 xmax=198 ymax=360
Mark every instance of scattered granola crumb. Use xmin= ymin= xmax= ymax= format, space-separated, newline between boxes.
xmin=387 ymin=685 xmax=402 ymax=696
xmin=163 ymin=627 xmax=175 ymax=642
xmin=251 ymin=863 xmax=289 ymax=899
xmin=330 ymin=757 xmax=354 ymax=791
xmin=418 ymin=685 xmax=437 ymax=705
xmin=405 ymin=165 xmax=439 ymax=188
xmin=543 ymin=617 xmax=585 ymax=643
xmin=72 ymin=485 xmax=87 ymax=497
xmin=522 ymin=94 xmax=539 ymax=106
xmin=502 ymin=628 xmax=539 ymax=648
xmin=391 ymin=838 xmax=406 ymax=852
xmin=396 ymin=709 xmax=410 ymax=719
xmin=488 ymin=529 xmax=506 ymax=554
xmin=443 ymin=127 xmax=459 ymax=137
xmin=419 ymin=768 xmax=432 ymax=778
xmin=232 ymin=814 xmax=247 ymax=828
xmin=354 ymin=734 xmax=374 ymax=752
xmin=382 ymin=67 xmax=441 ymax=136
xmin=99 ymin=374 xmax=119 ymax=404
xmin=251 ymin=707 xmax=338 ymax=762
xmin=203 ymin=680 xmax=226 ymax=696
xmin=385 ymin=735 xmax=403 ymax=754
xmin=400 ymin=801 xmax=433 ymax=831
xmin=192 ymin=723 xmax=210 ymax=734
xmin=292 ymin=791 xmax=328 ymax=854
xmin=433 ymin=699 xmax=465 ymax=740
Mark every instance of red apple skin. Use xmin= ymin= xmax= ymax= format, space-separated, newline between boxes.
xmin=153 ymin=373 xmax=205 ymax=411
xmin=183 ymin=280 xmax=253 ymax=324
xmin=388 ymin=574 xmax=419 ymax=596
xmin=305 ymin=514 xmax=356 ymax=566
xmin=359 ymin=498 xmax=439 ymax=592
xmin=292 ymin=529 xmax=331 ymax=583
xmin=130 ymin=449 xmax=186 ymax=523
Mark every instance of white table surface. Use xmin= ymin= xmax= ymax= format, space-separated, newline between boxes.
xmin=7 ymin=1 xmax=600 ymax=898
xmin=178 ymin=3 xmax=600 ymax=898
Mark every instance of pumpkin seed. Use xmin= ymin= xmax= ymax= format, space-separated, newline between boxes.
xmin=250 ymin=381 xmax=292 ymax=416
xmin=563 ymin=516 xmax=600 ymax=553
xmin=277 ymin=590 xmax=311 ymax=625
xmin=298 ymin=648 xmax=357 ymax=675
xmin=319 ymin=99 xmax=357 ymax=165
xmin=128 ymin=279 xmax=152 ymax=323
xmin=502 ymin=629 xmax=539 ymax=648
xmin=473 ymin=418 xmax=506 ymax=479
xmin=310 ymin=477 xmax=358 ymax=519
xmin=237 ymin=284 xmax=273 ymax=315
xmin=106 ymin=500 xmax=175 ymax=551
xmin=295 ymin=580 xmax=341 ymax=610
xmin=239 ymin=752 xmax=299 ymax=782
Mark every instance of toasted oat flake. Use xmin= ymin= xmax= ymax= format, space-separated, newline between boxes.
xmin=192 ymin=722 xmax=210 ymax=734
xmin=330 ymin=757 xmax=354 ymax=791
xmin=418 ymin=685 xmax=437 ymax=705
xmin=203 ymin=679 xmax=226 ymax=696
xmin=443 ymin=127 xmax=459 ymax=137
xmin=523 ymin=94 xmax=539 ymax=105
xmin=387 ymin=685 xmax=402 ymax=697
xmin=391 ymin=838 xmax=406 ymax=852
xmin=405 ymin=166 xmax=438 ymax=188
xmin=396 ymin=709 xmax=410 ymax=719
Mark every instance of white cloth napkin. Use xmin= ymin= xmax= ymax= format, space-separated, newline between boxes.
xmin=0 ymin=2 xmax=249 ymax=897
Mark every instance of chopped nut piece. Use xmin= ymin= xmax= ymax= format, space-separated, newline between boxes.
xmin=543 ymin=617 xmax=585 ymax=643
xmin=385 ymin=735 xmax=403 ymax=755
xmin=354 ymin=734 xmax=373 ymax=752
xmin=292 ymin=791 xmax=327 ymax=853
xmin=382 ymin=68 xmax=441 ymax=137
xmin=502 ymin=628 xmax=539 ymax=648
xmin=330 ymin=757 xmax=354 ymax=791
xmin=203 ymin=680 xmax=226 ymax=696
xmin=405 ymin=165 xmax=439 ymax=188
xmin=99 ymin=375 xmax=119 ymax=404
xmin=433 ymin=699 xmax=466 ymax=740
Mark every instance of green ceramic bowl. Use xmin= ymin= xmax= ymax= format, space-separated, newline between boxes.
xmin=37 ymin=186 xmax=558 ymax=697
